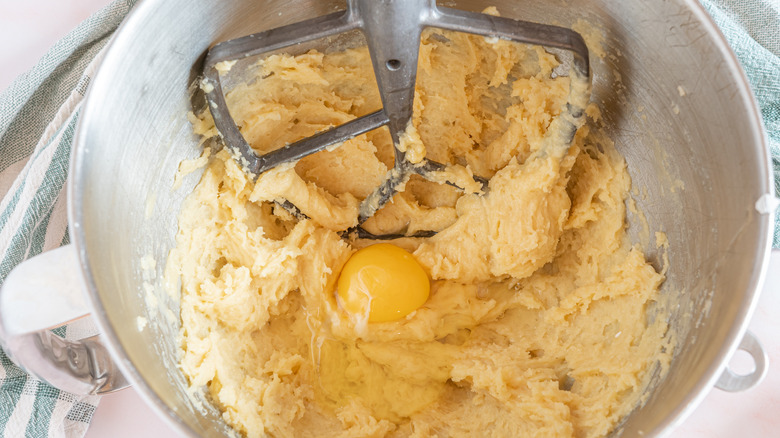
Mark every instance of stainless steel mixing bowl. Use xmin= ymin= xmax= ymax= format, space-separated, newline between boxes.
xmin=2 ymin=0 xmax=775 ymax=436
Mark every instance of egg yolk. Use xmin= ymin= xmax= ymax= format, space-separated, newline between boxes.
xmin=337 ymin=243 xmax=430 ymax=323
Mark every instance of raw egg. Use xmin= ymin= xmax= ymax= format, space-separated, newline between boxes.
xmin=337 ymin=243 xmax=430 ymax=323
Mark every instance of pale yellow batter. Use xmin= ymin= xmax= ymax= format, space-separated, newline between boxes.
xmin=168 ymin=16 xmax=672 ymax=438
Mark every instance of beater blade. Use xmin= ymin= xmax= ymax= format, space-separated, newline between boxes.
xmin=201 ymin=0 xmax=590 ymax=239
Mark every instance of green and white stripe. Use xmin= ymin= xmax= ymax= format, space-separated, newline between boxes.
xmin=0 ymin=1 xmax=135 ymax=436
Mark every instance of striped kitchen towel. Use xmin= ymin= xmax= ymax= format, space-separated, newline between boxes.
xmin=0 ymin=1 xmax=136 ymax=437
xmin=0 ymin=0 xmax=777 ymax=437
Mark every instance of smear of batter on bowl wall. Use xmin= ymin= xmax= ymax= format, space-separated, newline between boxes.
xmin=166 ymin=10 xmax=674 ymax=438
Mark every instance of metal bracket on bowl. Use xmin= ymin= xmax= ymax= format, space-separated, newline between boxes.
xmin=0 ymin=245 xmax=129 ymax=395
xmin=714 ymin=330 xmax=768 ymax=392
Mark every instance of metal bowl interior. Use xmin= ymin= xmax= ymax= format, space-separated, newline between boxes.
xmin=70 ymin=0 xmax=773 ymax=436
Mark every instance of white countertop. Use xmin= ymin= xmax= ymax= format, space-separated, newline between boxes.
xmin=2 ymin=2 xmax=778 ymax=437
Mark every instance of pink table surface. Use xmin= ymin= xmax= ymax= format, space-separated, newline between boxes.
xmin=1 ymin=2 xmax=778 ymax=437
